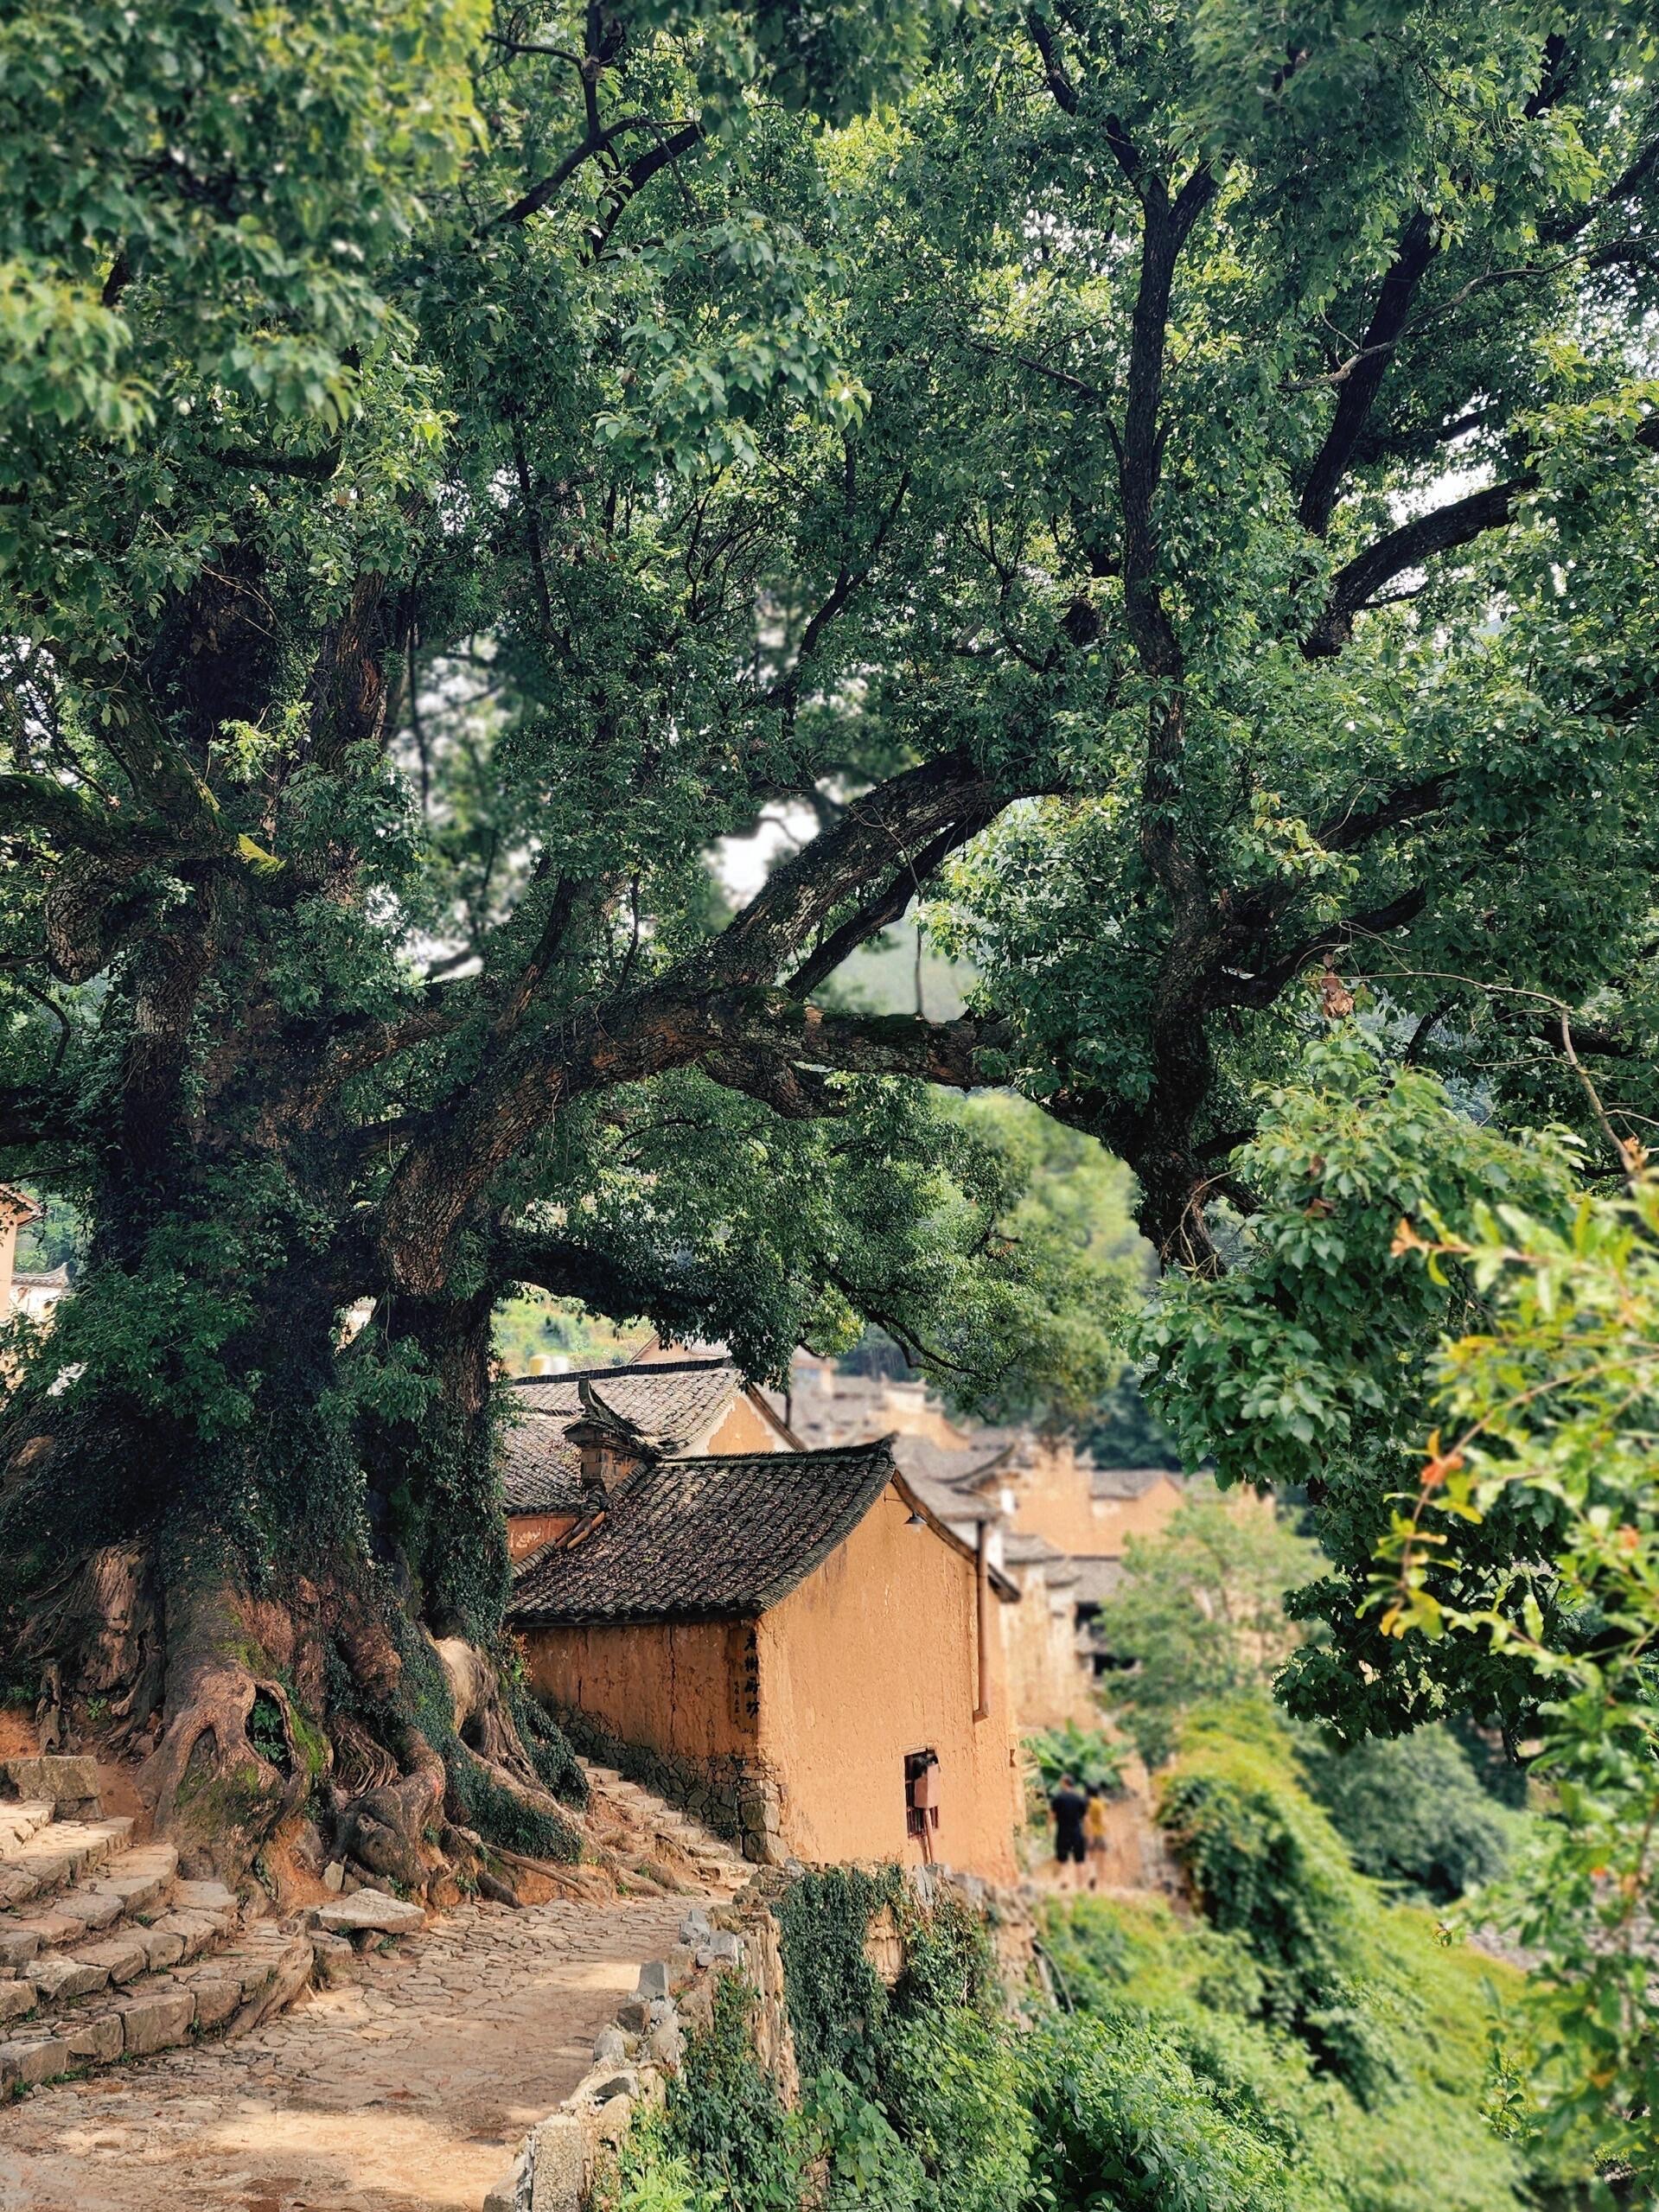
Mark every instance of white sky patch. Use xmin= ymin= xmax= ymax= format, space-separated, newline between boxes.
xmin=714 ymin=800 xmax=821 ymax=900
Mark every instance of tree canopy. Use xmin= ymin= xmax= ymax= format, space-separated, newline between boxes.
xmin=3 ymin=3 xmax=1657 ymax=2099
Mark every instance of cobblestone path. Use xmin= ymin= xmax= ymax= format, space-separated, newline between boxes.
xmin=0 ymin=1894 xmax=691 ymax=2212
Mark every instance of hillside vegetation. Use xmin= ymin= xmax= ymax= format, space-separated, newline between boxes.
xmin=600 ymin=1708 xmax=1580 ymax=2212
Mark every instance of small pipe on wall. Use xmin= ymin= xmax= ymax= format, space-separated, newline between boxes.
xmin=973 ymin=1520 xmax=991 ymax=1722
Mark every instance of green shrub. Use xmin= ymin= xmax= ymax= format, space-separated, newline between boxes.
xmin=1038 ymin=1887 xmax=1540 ymax=2212
xmin=1158 ymin=1705 xmax=1397 ymax=2100
xmin=1299 ymin=1726 xmax=1520 ymax=1904
xmin=779 ymin=1868 xmax=1025 ymax=2212
xmin=1025 ymin=1721 xmax=1127 ymax=1798
xmin=443 ymin=1742 xmax=581 ymax=1860
xmin=1024 ymin=2011 xmax=1305 ymax=2212
xmin=597 ymin=2110 xmax=713 ymax=2212
xmin=666 ymin=1975 xmax=807 ymax=2212
xmin=776 ymin=1865 xmax=902 ymax=2087
xmin=512 ymin=1686 xmax=590 ymax=1807
xmin=803 ymin=2070 xmax=935 ymax=2211
xmin=1041 ymin=1892 xmax=1267 ymax=2022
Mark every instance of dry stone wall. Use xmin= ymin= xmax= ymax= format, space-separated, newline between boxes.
xmin=482 ymin=1860 xmax=1039 ymax=2212
xmin=545 ymin=1703 xmax=788 ymax=1865
xmin=482 ymin=1878 xmax=795 ymax=2212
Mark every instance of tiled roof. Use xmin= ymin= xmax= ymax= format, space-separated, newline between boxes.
xmin=1002 ymin=1531 xmax=1080 ymax=1588
xmin=899 ymin=1469 xmax=1001 ymax=1528
xmin=499 ymin=1416 xmax=586 ymax=1517
xmin=509 ymin=1356 xmax=743 ymax=1449
xmin=1003 ymin=1529 xmax=1065 ymax=1565
xmin=890 ymin=1433 xmax=1011 ymax=1495
xmin=509 ymin=1441 xmax=898 ymax=1625
xmin=1070 ymin=1556 xmax=1127 ymax=1605
xmin=762 ymin=1371 xmax=885 ymax=1448
xmin=0 ymin=1183 xmax=41 ymax=1226
xmin=1089 ymin=1464 xmax=1177 ymax=1501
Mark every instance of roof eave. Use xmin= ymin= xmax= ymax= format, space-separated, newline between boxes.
xmin=890 ymin=1471 xmax=1020 ymax=1603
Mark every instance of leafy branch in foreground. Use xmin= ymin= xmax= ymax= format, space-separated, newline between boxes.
xmin=1377 ymin=1168 xmax=1659 ymax=2180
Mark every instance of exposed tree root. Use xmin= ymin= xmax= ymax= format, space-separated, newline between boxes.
xmin=14 ymin=1544 xmax=164 ymax=1750
xmin=333 ymin=1740 xmax=447 ymax=1892
xmin=437 ymin=1634 xmax=584 ymax=1859
xmin=10 ymin=1547 xmax=587 ymax=1894
xmin=138 ymin=1578 xmax=315 ymax=1880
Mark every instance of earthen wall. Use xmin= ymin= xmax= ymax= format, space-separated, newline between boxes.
xmin=756 ymin=1485 xmax=1023 ymax=1879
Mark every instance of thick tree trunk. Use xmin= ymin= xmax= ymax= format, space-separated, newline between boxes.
xmin=0 ymin=1257 xmax=583 ymax=1891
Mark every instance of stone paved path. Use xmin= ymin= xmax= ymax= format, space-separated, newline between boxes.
xmin=0 ymin=1894 xmax=691 ymax=2212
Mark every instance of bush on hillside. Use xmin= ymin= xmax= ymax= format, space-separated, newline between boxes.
xmin=1025 ymin=2011 xmax=1308 ymax=2212
xmin=1300 ymin=1726 xmax=1521 ymax=1904
xmin=1158 ymin=1704 xmax=1394 ymax=2099
xmin=610 ymin=1769 xmax=1567 ymax=2212
xmin=1040 ymin=1888 xmax=1539 ymax=2212
xmin=1025 ymin=1721 xmax=1127 ymax=1799
xmin=664 ymin=1974 xmax=805 ymax=2212
xmin=775 ymin=1864 xmax=903 ymax=2086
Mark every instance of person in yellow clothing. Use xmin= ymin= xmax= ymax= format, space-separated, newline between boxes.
xmin=1082 ymin=1784 xmax=1110 ymax=1891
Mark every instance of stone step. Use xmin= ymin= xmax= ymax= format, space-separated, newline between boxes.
xmin=0 ymin=1843 xmax=182 ymax=1966
xmin=0 ymin=1862 xmax=239 ymax=2033
xmin=0 ymin=1816 xmax=134 ymax=1910
xmin=0 ymin=1924 xmax=315 ymax=2092
xmin=577 ymin=1756 xmax=748 ymax=1882
xmin=0 ymin=1802 xmax=55 ymax=1854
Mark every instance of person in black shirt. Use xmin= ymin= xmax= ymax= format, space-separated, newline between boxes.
xmin=1049 ymin=1774 xmax=1089 ymax=1888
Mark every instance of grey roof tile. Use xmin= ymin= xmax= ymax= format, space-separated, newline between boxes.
xmin=499 ymin=1416 xmax=586 ymax=1516
xmin=1003 ymin=1529 xmax=1065 ymax=1565
xmin=1089 ymin=1465 xmax=1178 ymax=1501
xmin=508 ymin=1441 xmax=897 ymax=1624
xmin=509 ymin=1356 xmax=743 ymax=1449
xmin=890 ymin=1434 xmax=1011 ymax=1493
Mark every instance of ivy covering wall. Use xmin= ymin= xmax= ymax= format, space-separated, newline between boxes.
xmin=597 ymin=1709 xmax=1592 ymax=2211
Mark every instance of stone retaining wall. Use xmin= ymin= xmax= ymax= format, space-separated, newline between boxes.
xmin=482 ymin=1880 xmax=794 ymax=2212
xmin=482 ymin=1862 xmax=1039 ymax=2212
xmin=549 ymin=1704 xmax=788 ymax=1865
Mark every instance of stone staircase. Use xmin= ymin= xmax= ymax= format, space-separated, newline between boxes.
xmin=578 ymin=1759 xmax=750 ymax=1897
xmin=0 ymin=1756 xmax=314 ymax=2095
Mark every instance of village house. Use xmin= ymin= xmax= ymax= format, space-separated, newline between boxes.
xmin=500 ymin=1355 xmax=794 ymax=1560
xmin=501 ymin=1356 xmax=1024 ymax=1877
xmin=772 ymin=1354 xmax=1190 ymax=1723
xmin=0 ymin=1184 xmax=69 ymax=1377
xmin=0 ymin=1184 xmax=39 ymax=1322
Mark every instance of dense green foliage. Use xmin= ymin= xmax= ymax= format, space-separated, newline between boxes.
xmin=1302 ymin=1729 xmax=1520 ymax=1907
xmin=1094 ymin=1493 xmax=1320 ymax=1766
xmin=4 ymin=0 xmax=1659 ymax=2174
xmin=1138 ymin=1036 xmax=1591 ymax=1738
xmin=1086 ymin=1485 xmax=1523 ymax=1901
xmin=665 ymin=1974 xmax=808 ymax=2212
xmin=1045 ymin=1710 xmax=1556 ymax=2211
xmin=1139 ymin=1045 xmax=1659 ymax=2175
xmin=1376 ymin=1162 xmax=1659 ymax=2179
xmin=776 ymin=1863 xmax=907 ymax=2085
xmin=1024 ymin=1719 xmax=1127 ymax=1799
xmin=614 ymin=1781 xmax=1557 ymax=2212
xmin=1160 ymin=1708 xmax=1416 ymax=2101
xmin=1040 ymin=1892 xmax=1540 ymax=2212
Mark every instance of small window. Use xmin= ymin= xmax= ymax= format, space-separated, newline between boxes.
xmin=904 ymin=1750 xmax=940 ymax=1840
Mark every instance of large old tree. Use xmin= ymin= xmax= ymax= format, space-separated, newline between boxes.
xmin=3 ymin=0 xmax=1656 ymax=1881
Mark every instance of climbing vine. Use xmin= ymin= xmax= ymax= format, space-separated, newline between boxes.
xmin=776 ymin=1864 xmax=904 ymax=2085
